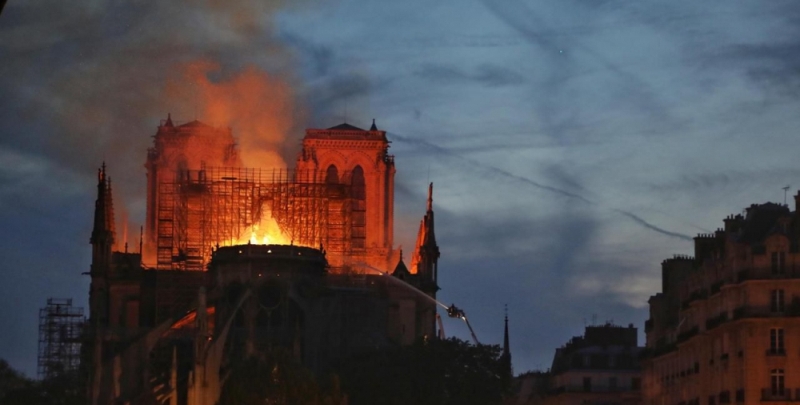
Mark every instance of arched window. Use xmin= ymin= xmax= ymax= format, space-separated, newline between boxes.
xmin=351 ymin=166 xmax=365 ymax=200
xmin=325 ymin=164 xmax=339 ymax=184
xmin=351 ymin=165 xmax=366 ymax=249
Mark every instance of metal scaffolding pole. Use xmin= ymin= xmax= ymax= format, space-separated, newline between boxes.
xmin=37 ymin=298 xmax=84 ymax=380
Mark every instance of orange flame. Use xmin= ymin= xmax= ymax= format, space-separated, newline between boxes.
xmin=228 ymin=214 xmax=290 ymax=247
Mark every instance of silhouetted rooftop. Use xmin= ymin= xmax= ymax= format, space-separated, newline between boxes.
xmin=328 ymin=123 xmax=365 ymax=131
xmin=738 ymin=203 xmax=790 ymax=244
xmin=178 ymin=120 xmax=212 ymax=128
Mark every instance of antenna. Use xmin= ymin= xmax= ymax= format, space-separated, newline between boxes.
xmin=783 ymin=186 xmax=791 ymax=205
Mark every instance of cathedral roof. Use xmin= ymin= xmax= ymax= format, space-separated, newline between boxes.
xmin=328 ymin=123 xmax=365 ymax=131
xmin=178 ymin=119 xmax=212 ymax=128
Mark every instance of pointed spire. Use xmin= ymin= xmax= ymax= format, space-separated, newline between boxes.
xmin=501 ymin=305 xmax=512 ymax=378
xmin=503 ymin=305 xmax=510 ymax=359
xmin=422 ymin=183 xmax=436 ymax=248
xmin=370 ymin=118 xmax=378 ymax=131
xmin=427 ymin=182 xmax=433 ymax=212
xmin=91 ymin=163 xmax=115 ymax=247
xmin=411 ymin=183 xmax=440 ymax=285
xmin=165 ymin=112 xmax=174 ymax=127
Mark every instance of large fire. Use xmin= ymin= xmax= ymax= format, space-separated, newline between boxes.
xmin=236 ymin=215 xmax=290 ymax=246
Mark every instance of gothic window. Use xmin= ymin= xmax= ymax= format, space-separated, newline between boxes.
xmin=770 ymin=328 xmax=785 ymax=354
xmin=325 ymin=164 xmax=339 ymax=184
xmin=771 ymin=290 xmax=785 ymax=313
xmin=771 ymin=369 xmax=785 ymax=396
xmin=351 ymin=165 xmax=366 ymax=249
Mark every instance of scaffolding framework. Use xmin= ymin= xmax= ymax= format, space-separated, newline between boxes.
xmin=37 ymin=298 xmax=84 ymax=380
xmin=155 ymin=167 xmax=358 ymax=272
xmin=151 ymin=167 xmax=358 ymax=320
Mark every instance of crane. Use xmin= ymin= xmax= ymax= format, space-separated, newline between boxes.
xmin=446 ymin=304 xmax=480 ymax=345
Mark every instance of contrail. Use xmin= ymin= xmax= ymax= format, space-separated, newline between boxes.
xmin=390 ymin=132 xmax=694 ymax=242
xmin=391 ymin=133 xmax=592 ymax=204
xmin=613 ymin=210 xmax=693 ymax=241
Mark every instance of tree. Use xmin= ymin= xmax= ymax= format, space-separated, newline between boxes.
xmin=218 ymin=349 xmax=347 ymax=405
xmin=335 ymin=338 xmax=510 ymax=405
xmin=0 ymin=359 xmax=86 ymax=405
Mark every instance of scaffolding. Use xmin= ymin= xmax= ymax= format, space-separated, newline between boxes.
xmin=37 ymin=298 xmax=84 ymax=380
xmin=155 ymin=166 xmax=357 ymax=271
xmin=150 ymin=166 xmax=358 ymax=320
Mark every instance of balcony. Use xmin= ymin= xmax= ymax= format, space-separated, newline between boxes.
xmin=761 ymin=388 xmax=799 ymax=401
xmin=706 ymin=312 xmax=729 ymax=330
xmin=732 ymin=305 xmax=800 ymax=320
xmin=737 ymin=267 xmax=800 ymax=283
xmin=766 ymin=349 xmax=787 ymax=357
xmin=549 ymin=385 xmax=641 ymax=394
xmin=677 ymin=326 xmax=700 ymax=343
xmin=710 ymin=280 xmax=724 ymax=295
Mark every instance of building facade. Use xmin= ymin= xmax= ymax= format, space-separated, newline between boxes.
xmin=513 ymin=324 xmax=642 ymax=405
xmin=536 ymin=324 xmax=643 ymax=405
xmin=296 ymin=121 xmax=398 ymax=271
xmin=85 ymin=118 xmax=441 ymax=405
xmin=643 ymin=200 xmax=800 ymax=404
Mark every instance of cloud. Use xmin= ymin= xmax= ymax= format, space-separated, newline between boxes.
xmin=414 ymin=63 xmax=524 ymax=87
xmin=391 ymin=131 xmax=694 ymax=241
xmin=0 ymin=0 xmax=311 ymax=214
xmin=0 ymin=0 xmax=314 ymax=377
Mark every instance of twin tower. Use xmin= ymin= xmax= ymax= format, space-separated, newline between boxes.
xmin=141 ymin=116 xmax=438 ymax=280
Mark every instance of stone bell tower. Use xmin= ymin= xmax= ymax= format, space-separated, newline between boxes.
xmin=296 ymin=120 xmax=397 ymax=272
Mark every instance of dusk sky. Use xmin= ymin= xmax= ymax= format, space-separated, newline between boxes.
xmin=3 ymin=1 xmax=800 ymax=377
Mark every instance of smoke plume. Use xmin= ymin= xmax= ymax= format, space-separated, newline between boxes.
xmin=0 ymin=1 xmax=310 ymax=223
xmin=164 ymin=60 xmax=300 ymax=170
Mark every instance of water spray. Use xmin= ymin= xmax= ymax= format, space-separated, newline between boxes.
xmin=354 ymin=262 xmax=480 ymax=344
xmin=355 ymin=262 xmax=448 ymax=310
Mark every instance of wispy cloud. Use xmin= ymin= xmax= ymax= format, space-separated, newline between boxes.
xmin=391 ymin=132 xmax=692 ymax=241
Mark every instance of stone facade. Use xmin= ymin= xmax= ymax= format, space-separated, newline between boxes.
xmin=85 ymin=118 xmax=440 ymax=405
xmin=643 ymin=199 xmax=800 ymax=404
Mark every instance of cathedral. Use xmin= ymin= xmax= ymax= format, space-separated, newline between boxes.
xmin=85 ymin=117 xmax=441 ymax=405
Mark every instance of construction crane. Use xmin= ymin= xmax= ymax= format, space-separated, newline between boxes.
xmin=446 ymin=304 xmax=480 ymax=345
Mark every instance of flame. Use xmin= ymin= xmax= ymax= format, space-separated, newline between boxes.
xmin=229 ymin=215 xmax=290 ymax=246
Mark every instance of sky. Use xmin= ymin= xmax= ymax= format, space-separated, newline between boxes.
xmin=2 ymin=0 xmax=800 ymax=377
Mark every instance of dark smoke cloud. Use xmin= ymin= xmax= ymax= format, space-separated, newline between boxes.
xmin=0 ymin=0 xmax=314 ymax=376
xmin=0 ymin=0 xmax=312 ymax=217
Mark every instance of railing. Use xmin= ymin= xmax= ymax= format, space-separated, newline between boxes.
xmin=549 ymin=385 xmax=641 ymax=394
xmin=706 ymin=312 xmax=729 ymax=330
xmin=677 ymin=326 xmax=699 ymax=343
xmin=761 ymin=388 xmax=798 ymax=401
xmin=732 ymin=305 xmax=800 ymax=319
xmin=766 ymin=348 xmax=787 ymax=356
xmin=710 ymin=280 xmax=724 ymax=295
xmin=737 ymin=267 xmax=800 ymax=283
